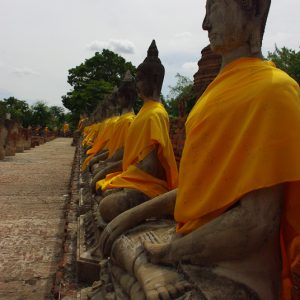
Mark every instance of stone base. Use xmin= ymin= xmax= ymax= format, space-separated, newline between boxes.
xmin=16 ymin=146 xmax=24 ymax=153
xmin=77 ymin=286 xmax=107 ymax=300
xmin=5 ymin=147 xmax=16 ymax=156
xmin=31 ymin=136 xmax=40 ymax=147
xmin=77 ymin=215 xmax=100 ymax=284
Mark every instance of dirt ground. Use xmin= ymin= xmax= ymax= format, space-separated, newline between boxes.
xmin=0 ymin=138 xmax=75 ymax=300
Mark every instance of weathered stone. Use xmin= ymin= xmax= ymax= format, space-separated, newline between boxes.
xmin=0 ymin=118 xmax=8 ymax=160
xmin=4 ymin=119 xmax=19 ymax=156
xmin=192 ymin=45 xmax=221 ymax=100
xmin=0 ymin=138 xmax=74 ymax=298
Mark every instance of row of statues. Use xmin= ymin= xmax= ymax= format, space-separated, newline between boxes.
xmin=75 ymin=0 xmax=300 ymax=299
xmin=0 ymin=120 xmax=58 ymax=160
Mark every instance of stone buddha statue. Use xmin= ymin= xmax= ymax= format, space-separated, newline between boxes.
xmin=82 ymin=92 xmax=117 ymax=157
xmin=92 ymin=40 xmax=177 ymax=223
xmin=89 ymin=71 xmax=137 ymax=176
xmin=4 ymin=119 xmax=19 ymax=156
xmin=82 ymin=41 xmax=178 ymax=259
xmin=0 ymin=118 xmax=8 ymax=160
xmin=95 ymin=1 xmax=300 ymax=299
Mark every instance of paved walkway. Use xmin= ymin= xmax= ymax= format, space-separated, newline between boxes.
xmin=0 ymin=138 xmax=75 ymax=300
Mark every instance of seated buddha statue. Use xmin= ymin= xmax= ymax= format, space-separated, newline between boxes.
xmin=83 ymin=41 xmax=178 ymax=258
xmin=89 ymin=70 xmax=136 ymax=177
xmin=97 ymin=1 xmax=300 ymax=299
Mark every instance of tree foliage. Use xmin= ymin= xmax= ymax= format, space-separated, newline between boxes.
xmin=267 ymin=46 xmax=300 ymax=83
xmin=0 ymin=97 xmax=31 ymax=125
xmin=165 ymin=73 xmax=194 ymax=117
xmin=62 ymin=49 xmax=136 ymax=126
xmin=0 ymin=97 xmax=67 ymax=130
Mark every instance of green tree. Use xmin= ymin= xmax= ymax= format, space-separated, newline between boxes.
xmin=49 ymin=106 xmax=66 ymax=129
xmin=0 ymin=97 xmax=31 ymax=126
xmin=165 ymin=73 xmax=194 ymax=117
xmin=30 ymin=101 xmax=52 ymax=128
xmin=0 ymin=100 xmax=7 ymax=117
xmin=62 ymin=49 xmax=136 ymax=126
xmin=267 ymin=46 xmax=300 ymax=83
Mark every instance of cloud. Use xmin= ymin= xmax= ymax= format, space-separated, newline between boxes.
xmin=182 ymin=61 xmax=198 ymax=74
xmin=86 ymin=39 xmax=136 ymax=54
xmin=12 ymin=67 xmax=39 ymax=77
xmin=174 ymin=32 xmax=193 ymax=39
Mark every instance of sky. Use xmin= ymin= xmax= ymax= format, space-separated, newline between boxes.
xmin=0 ymin=0 xmax=299 ymax=109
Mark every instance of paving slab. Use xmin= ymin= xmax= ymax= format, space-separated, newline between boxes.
xmin=0 ymin=138 xmax=75 ymax=299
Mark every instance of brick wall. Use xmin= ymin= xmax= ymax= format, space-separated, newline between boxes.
xmin=169 ymin=117 xmax=186 ymax=167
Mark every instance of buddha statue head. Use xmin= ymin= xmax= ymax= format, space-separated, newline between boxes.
xmin=107 ymin=87 xmax=119 ymax=116
xmin=202 ymin=0 xmax=271 ymax=56
xmin=118 ymin=70 xmax=137 ymax=110
xmin=136 ymin=40 xmax=165 ymax=101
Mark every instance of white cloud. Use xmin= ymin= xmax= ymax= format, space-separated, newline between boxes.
xmin=174 ymin=32 xmax=193 ymax=39
xmin=182 ymin=62 xmax=198 ymax=74
xmin=86 ymin=40 xmax=108 ymax=52
xmin=12 ymin=67 xmax=39 ymax=77
xmin=86 ymin=39 xmax=136 ymax=54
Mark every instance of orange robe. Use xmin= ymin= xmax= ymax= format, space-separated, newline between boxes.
xmin=105 ymin=112 xmax=135 ymax=158
xmin=96 ymin=101 xmax=178 ymax=198
xmin=78 ymin=117 xmax=88 ymax=132
xmin=63 ymin=123 xmax=69 ymax=134
xmin=82 ymin=117 xmax=119 ymax=171
xmin=174 ymin=58 xmax=300 ymax=300
xmin=82 ymin=124 xmax=97 ymax=146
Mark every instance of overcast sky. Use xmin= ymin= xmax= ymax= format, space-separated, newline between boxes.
xmin=0 ymin=0 xmax=299 ymax=109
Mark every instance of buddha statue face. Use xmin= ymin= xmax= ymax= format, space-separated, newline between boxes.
xmin=203 ymin=0 xmax=271 ymax=55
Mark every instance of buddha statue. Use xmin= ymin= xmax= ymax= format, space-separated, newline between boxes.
xmin=82 ymin=41 xmax=178 ymax=259
xmin=82 ymin=90 xmax=119 ymax=162
xmin=96 ymin=1 xmax=300 ymax=299
xmin=93 ymin=40 xmax=177 ymax=223
xmin=0 ymin=118 xmax=8 ymax=160
xmin=4 ymin=119 xmax=19 ymax=156
xmin=89 ymin=71 xmax=137 ymax=177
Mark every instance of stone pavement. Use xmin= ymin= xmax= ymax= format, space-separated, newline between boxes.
xmin=0 ymin=138 xmax=75 ymax=300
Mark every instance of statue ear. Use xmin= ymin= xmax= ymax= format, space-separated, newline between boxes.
xmin=249 ymin=24 xmax=261 ymax=54
xmin=249 ymin=0 xmax=271 ymax=54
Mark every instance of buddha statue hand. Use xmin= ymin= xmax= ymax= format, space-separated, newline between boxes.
xmin=100 ymin=208 xmax=143 ymax=257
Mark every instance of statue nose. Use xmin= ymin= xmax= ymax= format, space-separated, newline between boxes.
xmin=202 ymin=15 xmax=211 ymax=31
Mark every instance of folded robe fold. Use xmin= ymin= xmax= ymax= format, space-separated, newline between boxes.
xmin=96 ymin=101 xmax=178 ymax=198
xmin=106 ymin=112 xmax=135 ymax=158
xmin=82 ymin=117 xmax=119 ymax=171
xmin=174 ymin=58 xmax=300 ymax=300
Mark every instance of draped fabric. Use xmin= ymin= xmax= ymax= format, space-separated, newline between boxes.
xmin=174 ymin=58 xmax=300 ymax=300
xmin=82 ymin=123 xmax=101 ymax=146
xmin=106 ymin=112 xmax=135 ymax=158
xmin=81 ymin=117 xmax=119 ymax=171
xmin=96 ymin=101 xmax=178 ymax=198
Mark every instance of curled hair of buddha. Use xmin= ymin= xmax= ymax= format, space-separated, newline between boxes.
xmin=118 ymin=70 xmax=137 ymax=108
xmin=137 ymin=40 xmax=165 ymax=97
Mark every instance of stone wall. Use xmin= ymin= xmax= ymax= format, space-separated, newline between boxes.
xmin=169 ymin=117 xmax=186 ymax=166
xmin=192 ymin=45 xmax=222 ymax=100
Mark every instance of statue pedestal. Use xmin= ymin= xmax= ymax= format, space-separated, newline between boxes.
xmin=76 ymin=214 xmax=100 ymax=284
